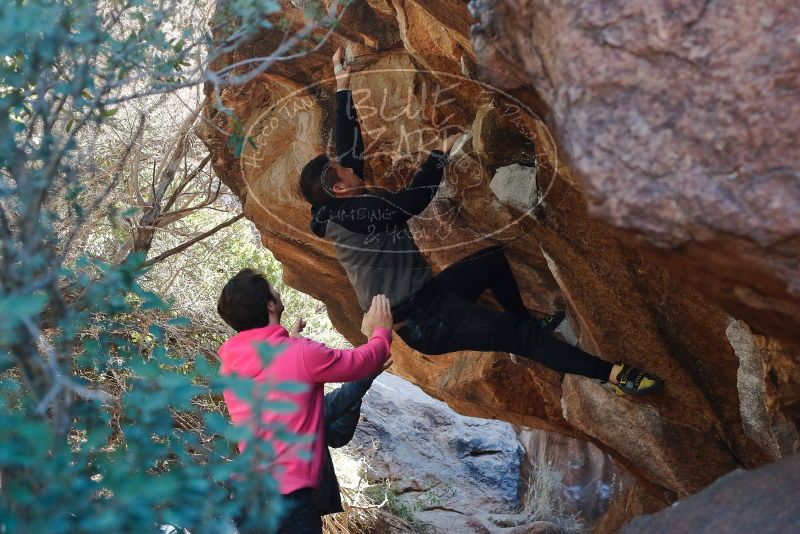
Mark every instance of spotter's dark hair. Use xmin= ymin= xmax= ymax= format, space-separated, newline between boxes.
xmin=217 ymin=268 xmax=277 ymax=332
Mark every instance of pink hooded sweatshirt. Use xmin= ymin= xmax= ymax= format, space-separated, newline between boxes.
xmin=218 ymin=324 xmax=392 ymax=494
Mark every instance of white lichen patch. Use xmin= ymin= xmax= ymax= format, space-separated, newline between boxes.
xmin=489 ymin=164 xmax=539 ymax=213
xmin=726 ymin=318 xmax=780 ymax=459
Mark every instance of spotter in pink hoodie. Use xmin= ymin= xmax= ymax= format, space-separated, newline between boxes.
xmin=218 ymin=324 xmax=392 ymax=494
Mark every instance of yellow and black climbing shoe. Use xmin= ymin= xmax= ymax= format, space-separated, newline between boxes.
xmin=608 ymin=364 xmax=664 ymax=397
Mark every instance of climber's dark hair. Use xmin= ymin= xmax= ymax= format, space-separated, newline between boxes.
xmin=217 ymin=268 xmax=277 ymax=332
xmin=299 ymin=153 xmax=338 ymax=208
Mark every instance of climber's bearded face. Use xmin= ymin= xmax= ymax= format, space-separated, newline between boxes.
xmin=329 ymin=161 xmax=365 ymax=198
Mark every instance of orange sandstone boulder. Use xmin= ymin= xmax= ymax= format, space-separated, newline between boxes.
xmin=200 ymin=0 xmax=800 ymax=528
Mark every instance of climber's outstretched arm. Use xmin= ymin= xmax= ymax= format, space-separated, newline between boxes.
xmin=335 ymin=90 xmax=365 ymax=179
xmin=377 ymin=132 xmax=463 ymax=213
xmin=374 ymin=150 xmax=448 ymax=214
xmin=333 ymin=48 xmax=364 ymax=179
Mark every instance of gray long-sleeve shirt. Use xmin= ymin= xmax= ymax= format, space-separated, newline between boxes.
xmin=324 ymin=219 xmax=433 ymax=311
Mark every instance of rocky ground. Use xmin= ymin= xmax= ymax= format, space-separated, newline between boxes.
xmin=342 ymin=373 xmax=623 ymax=533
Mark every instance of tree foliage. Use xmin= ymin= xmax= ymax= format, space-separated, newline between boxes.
xmin=0 ymin=0 xmax=347 ymax=530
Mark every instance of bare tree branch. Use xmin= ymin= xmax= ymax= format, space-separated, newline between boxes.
xmin=141 ymin=212 xmax=244 ymax=268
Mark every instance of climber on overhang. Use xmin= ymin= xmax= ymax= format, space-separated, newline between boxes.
xmin=297 ymin=47 xmax=663 ymax=397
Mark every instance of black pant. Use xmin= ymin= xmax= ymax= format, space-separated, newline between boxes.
xmin=395 ymin=247 xmax=614 ymax=381
xmin=236 ymin=488 xmax=322 ymax=534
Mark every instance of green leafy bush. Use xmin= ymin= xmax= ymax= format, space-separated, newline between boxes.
xmin=0 ymin=255 xmax=309 ymax=533
xmin=0 ymin=0 xmax=344 ymax=530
